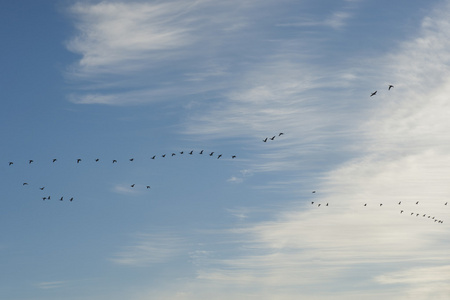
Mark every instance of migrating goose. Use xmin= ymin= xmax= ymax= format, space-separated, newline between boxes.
xmin=279 ymin=133 xmax=284 ymax=136
xmin=151 ymin=156 xmax=156 ymax=159
xmin=171 ymin=153 xmax=176 ymax=156
xmin=42 ymin=197 xmax=47 ymax=200
xmin=29 ymin=160 xmax=33 ymax=164
xmin=318 ymin=204 xmax=321 ymax=207
xmin=131 ymin=184 xmax=135 ymax=188
xmin=200 ymin=150 xmax=204 ymax=154
xmin=263 ymin=138 xmax=268 ymax=142
xmin=232 ymin=155 xmax=236 ymax=159
xmin=52 ymin=159 xmax=57 ymax=163
xmin=23 ymin=183 xmax=28 ymax=186
xmin=445 ymin=202 xmax=448 ymax=205
xmin=388 ymin=85 xmax=394 ymax=90
xmin=209 ymin=152 xmax=214 ymax=156
xmin=180 ymin=151 xmax=184 ymax=155
xmin=129 ymin=158 xmax=134 ymax=162
xmin=311 ymin=201 xmax=314 ymax=205
xmin=146 ymin=186 xmax=150 ymax=189
xmin=60 ymin=197 xmax=63 ymax=201
xmin=189 ymin=151 xmax=193 ymax=155
xmin=370 ymin=91 xmax=377 ymax=97
xmin=95 ymin=158 xmax=100 ymax=162
xmin=70 ymin=197 xmax=73 ymax=201
xmin=270 ymin=136 xmax=276 ymax=140
xmin=162 ymin=154 xmax=166 ymax=158
xmin=112 ymin=160 xmax=117 ymax=163
xmin=40 ymin=187 xmax=45 ymax=190
xmin=77 ymin=159 xmax=82 ymax=163
xmin=217 ymin=154 xmax=222 ymax=159
xmin=8 ymin=162 xmax=13 ymax=166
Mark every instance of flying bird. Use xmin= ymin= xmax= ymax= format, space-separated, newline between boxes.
xmin=398 ymin=201 xmax=401 ymax=205
xmin=279 ymin=133 xmax=284 ymax=136
xmin=171 ymin=153 xmax=176 ymax=156
xmin=52 ymin=159 xmax=57 ymax=163
xmin=146 ymin=186 xmax=151 ymax=189
xmin=232 ymin=155 xmax=236 ymax=159
xmin=112 ymin=160 xmax=117 ymax=163
xmin=270 ymin=136 xmax=276 ymax=140
xmin=129 ymin=158 xmax=134 ymax=162
xmin=209 ymin=152 xmax=214 ymax=156
xmin=445 ymin=202 xmax=448 ymax=205
xmin=70 ymin=197 xmax=73 ymax=202
xmin=42 ymin=197 xmax=47 ymax=200
xmin=47 ymin=196 xmax=51 ymax=200
xmin=162 ymin=154 xmax=166 ymax=158
xmin=364 ymin=204 xmax=367 ymax=206
xmin=318 ymin=204 xmax=321 ymax=207
xmin=60 ymin=197 xmax=63 ymax=201
xmin=180 ymin=151 xmax=184 ymax=155
xmin=151 ymin=156 xmax=156 ymax=159
xmin=326 ymin=203 xmax=329 ymax=206
xmin=40 ymin=187 xmax=45 ymax=190
xmin=400 ymin=210 xmax=403 ymax=213
xmin=380 ymin=203 xmax=383 ymax=206
xmin=189 ymin=151 xmax=193 ymax=155
xmin=8 ymin=162 xmax=13 ymax=166
xmin=217 ymin=154 xmax=222 ymax=159
xmin=131 ymin=184 xmax=135 ymax=187
xmin=263 ymin=138 xmax=268 ymax=142
xmin=77 ymin=159 xmax=82 ymax=163
xmin=416 ymin=201 xmax=419 ymax=204
xmin=29 ymin=160 xmax=33 ymax=164
xmin=311 ymin=201 xmax=314 ymax=205
xmin=388 ymin=85 xmax=394 ymax=90
xmin=95 ymin=158 xmax=100 ymax=162
xmin=370 ymin=91 xmax=377 ymax=97
xmin=312 ymin=191 xmax=316 ymax=193
xmin=23 ymin=183 xmax=28 ymax=186
xmin=200 ymin=150 xmax=204 ymax=154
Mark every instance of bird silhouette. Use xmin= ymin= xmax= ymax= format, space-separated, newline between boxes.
xmin=326 ymin=203 xmax=329 ymax=206
xmin=8 ymin=162 xmax=13 ymax=166
xmin=70 ymin=197 xmax=73 ymax=201
xmin=146 ymin=186 xmax=151 ymax=189
xmin=162 ymin=154 xmax=166 ymax=158
xmin=29 ymin=160 xmax=33 ymax=164
xmin=398 ymin=201 xmax=401 ymax=205
xmin=42 ymin=197 xmax=47 ymax=200
xmin=279 ymin=133 xmax=284 ymax=136
xmin=411 ymin=213 xmax=414 ymax=215
xmin=95 ymin=158 xmax=100 ymax=162
xmin=52 ymin=159 xmax=57 ymax=163
xmin=200 ymin=150 xmax=204 ymax=154
xmin=263 ymin=138 xmax=268 ymax=142
xmin=364 ymin=203 xmax=367 ymax=206
xmin=209 ymin=152 xmax=214 ymax=156
xmin=112 ymin=160 xmax=117 ymax=163
xmin=388 ymin=85 xmax=394 ymax=90
xmin=318 ymin=204 xmax=321 ymax=207
xmin=416 ymin=213 xmax=419 ymax=216
xmin=445 ymin=202 xmax=448 ymax=205
xmin=232 ymin=155 xmax=236 ymax=159
xmin=129 ymin=158 xmax=134 ymax=162
xmin=171 ymin=153 xmax=176 ymax=156
xmin=416 ymin=201 xmax=419 ymax=204
xmin=151 ymin=156 xmax=156 ymax=159
xmin=189 ymin=151 xmax=193 ymax=155
xmin=400 ymin=210 xmax=403 ymax=213
xmin=270 ymin=136 xmax=276 ymax=140
xmin=77 ymin=159 xmax=82 ymax=163
xmin=131 ymin=184 xmax=135 ymax=187
xmin=311 ymin=201 xmax=314 ymax=204
xmin=60 ymin=197 xmax=63 ymax=201
xmin=40 ymin=187 xmax=45 ymax=190
xmin=180 ymin=151 xmax=184 ymax=154
xmin=370 ymin=91 xmax=377 ymax=97
xmin=47 ymin=196 xmax=51 ymax=200
xmin=217 ymin=154 xmax=222 ymax=159
xmin=23 ymin=183 xmax=28 ymax=186
xmin=312 ymin=191 xmax=316 ymax=193
xmin=380 ymin=203 xmax=383 ymax=206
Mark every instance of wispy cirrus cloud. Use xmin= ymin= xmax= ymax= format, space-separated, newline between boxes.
xmin=111 ymin=233 xmax=185 ymax=266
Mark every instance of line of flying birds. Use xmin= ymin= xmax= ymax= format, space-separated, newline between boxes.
xmin=263 ymin=132 xmax=284 ymax=142
xmin=6 ymin=150 xmax=237 ymax=166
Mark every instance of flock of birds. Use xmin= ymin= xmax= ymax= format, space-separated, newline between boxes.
xmin=7 ymin=148 xmax=240 ymax=203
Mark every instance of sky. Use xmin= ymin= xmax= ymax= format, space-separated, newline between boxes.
xmin=1 ymin=0 xmax=450 ymax=299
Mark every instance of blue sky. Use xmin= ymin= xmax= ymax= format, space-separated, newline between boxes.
xmin=1 ymin=0 xmax=450 ymax=299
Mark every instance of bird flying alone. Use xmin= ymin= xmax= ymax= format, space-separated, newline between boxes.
xmin=370 ymin=91 xmax=377 ymax=97
xmin=388 ymin=85 xmax=394 ymax=90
